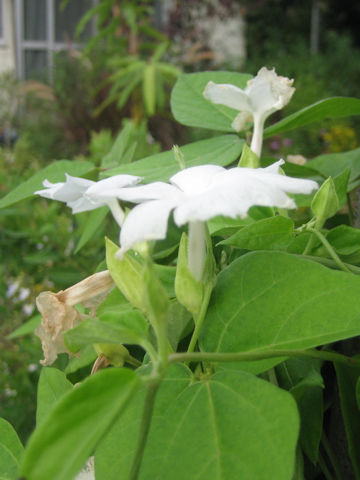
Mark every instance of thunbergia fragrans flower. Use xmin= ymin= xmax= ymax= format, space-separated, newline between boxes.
xmin=114 ymin=161 xmax=317 ymax=280
xmin=35 ymin=174 xmax=142 ymax=226
xmin=203 ymin=67 xmax=295 ymax=157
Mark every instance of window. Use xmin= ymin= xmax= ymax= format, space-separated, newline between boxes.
xmin=15 ymin=0 xmax=96 ymax=79
xmin=0 ymin=0 xmax=4 ymax=43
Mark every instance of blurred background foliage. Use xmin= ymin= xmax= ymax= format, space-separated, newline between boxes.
xmin=1 ymin=0 xmax=360 ymax=445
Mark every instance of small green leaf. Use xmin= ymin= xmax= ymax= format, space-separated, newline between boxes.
xmin=220 ymin=216 xmax=294 ymax=251
xmin=36 ymin=368 xmax=73 ymax=425
xmin=264 ymin=97 xmax=360 ymax=137
xmin=326 ymin=225 xmax=360 ymax=255
xmin=64 ymin=312 xmax=148 ymax=352
xmin=171 ymin=71 xmax=252 ymax=131
xmin=311 ymin=177 xmax=339 ymax=227
xmin=333 ymin=168 xmax=351 ymax=208
xmin=6 ymin=315 xmax=41 ymax=339
xmin=143 ymin=63 xmax=156 ymax=115
xmin=65 ymin=345 xmax=97 ymax=375
xmin=101 ymin=135 xmax=244 ymax=182
xmin=19 ymin=368 xmax=139 ymax=480
xmin=0 ymin=418 xmax=24 ymax=479
xmin=75 ymin=207 xmax=107 ymax=253
xmin=0 ymin=160 xmax=94 ymax=209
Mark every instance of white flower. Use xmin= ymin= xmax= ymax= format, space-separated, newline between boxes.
xmin=35 ymin=174 xmax=142 ymax=226
xmin=116 ymin=162 xmax=317 ymax=280
xmin=203 ymin=67 xmax=295 ymax=157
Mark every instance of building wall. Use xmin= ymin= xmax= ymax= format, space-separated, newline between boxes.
xmin=0 ymin=0 xmax=16 ymax=74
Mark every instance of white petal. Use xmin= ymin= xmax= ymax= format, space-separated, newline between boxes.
xmin=231 ymin=111 xmax=253 ymax=132
xmin=203 ymin=81 xmax=252 ymax=112
xmin=262 ymin=160 xmax=285 ymax=174
xmin=68 ymin=196 xmax=106 ymax=214
xmin=170 ymin=165 xmax=226 ymax=195
xmin=35 ymin=175 xmax=94 ymax=203
xmin=84 ymin=175 xmax=142 ymax=202
xmin=108 ymin=182 xmax=182 ymax=203
xmin=120 ymin=199 xmax=178 ymax=251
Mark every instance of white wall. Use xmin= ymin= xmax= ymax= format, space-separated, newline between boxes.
xmin=0 ymin=0 xmax=16 ymax=74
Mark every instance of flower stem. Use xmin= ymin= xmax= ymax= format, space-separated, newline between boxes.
xmin=169 ymin=349 xmax=360 ymax=367
xmin=107 ymin=199 xmax=125 ymax=227
xmin=307 ymin=227 xmax=352 ymax=273
xmin=128 ymin=379 xmax=160 ymax=480
xmin=187 ymin=283 xmax=213 ymax=354
xmin=250 ymin=116 xmax=264 ymax=157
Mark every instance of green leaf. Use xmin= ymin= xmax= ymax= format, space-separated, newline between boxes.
xmin=101 ymin=135 xmax=244 ymax=181
xmin=333 ymin=168 xmax=351 ymax=208
xmin=307 ymin=147 xmax=360 ymax=184
xmin=171 ymin=71 xmax=252 ymax=131
xmin=264 ymin=97 xmax=360 ymax=137
xmin=335 ymin=361 xmax=360 ymax=477
xmin=6 ymin=315 xmax=41 ymax=339
xmin=96 ymin=368 xmax=298 ymax=480
xmin=64 ymin=312 xmax=149 ymax=352
xmin=65 ymin=345 xmax=97 ymax=375
xmin=326 ymin=225 xmax=360 ymax=255
xmin=208 ymin=215 xmax=254 ymax=236
xmin=36 ymin=368 xmax=73 ymax=425
xmin=75 ymin=207 xmax=107 ymax=253
xmin=276 ymin=358 xmax=323 ymax=463
xmin=201 ymin=251 xmax=360 ymax=360
xmin=143 ymin=63 xmax=156 ymax=115
xmin=101 ymin=122 xmax=135 ymax=169
xmin=0 ymin=160 xmax=94 ymax=209
xmin=220 ymin=216 xmax=294 ymax=251
xmin=0 ymin=418 xmax=24 ymax=479
xmin=19 ymin=368 xmax=139 ymax=480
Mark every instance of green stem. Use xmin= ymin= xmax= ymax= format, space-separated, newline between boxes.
xmin=128 ymin=379 xmax=160 ymax=480
xmin=169 ymin=349 xmax=360 ymax=367
xmin=127 ymin=355 xmax=142 ymax=368
xmin=187 ymin=284 xmax=213 ymax=354
xmin=307 ymin=227 xmax=351 ymax=273
xmin=298 ymin=255 xmax=360 ymax=274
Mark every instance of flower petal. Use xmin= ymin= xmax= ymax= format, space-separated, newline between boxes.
xmin=84 ymin=175 xmax=142 ymax=202
xmin=107 ymin=182 xmax=182 ymax=203
xmin=170 ymin=165 xmax=226 ymax=195
xmin=203 ymin=81 xmax=251 ymax=112
xmin=35 ymin=175 xmax=94 ymax=203
xmin=120 ymin=198 xmax=179 ymax=251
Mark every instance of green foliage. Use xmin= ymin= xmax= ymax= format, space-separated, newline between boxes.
xmin=19 ymin=368 xmax=139 ymax=480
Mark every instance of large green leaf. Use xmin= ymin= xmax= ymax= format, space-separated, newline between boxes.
xmin=220 ymin=216 xmax=294 ymax=251
xmin=201 ymin=251 xmax=360 ymax=357
xmin=101 ymin=135 xmax=244 ymax=181
xmin=276 ymin=358 xmax=323 ymax=464
xmin=96 ymin=367 xmax=299 ymax=480
xmin=36 ymin=368 xmax=73 ymax=426
xmin=306 ymin=148 xmax=360 ymax=184
xmin=0 ymin=418 xmax=24 ymax=480
xmin=74 ymin=207 xmax=107 ymax=253
xmin=171 ymin=71 xmax=252 ymax=131
xmin=19 ymin=368 xmax=139 ymax=480
xmin=326 ymin=225 xmax=360 ymax=255
xmin=0 ymin=160 xmax=94 ymax=209
xmin=264 ymin=97 xmax=360 ymax=137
